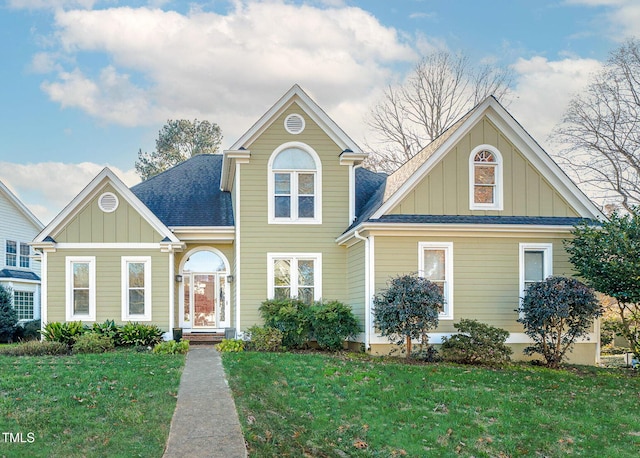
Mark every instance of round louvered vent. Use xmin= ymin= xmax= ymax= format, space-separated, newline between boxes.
xmin=284 ymin=113 xmax=305 ymax=134
xmin=98 ymin=192 xmax=119 ymax=213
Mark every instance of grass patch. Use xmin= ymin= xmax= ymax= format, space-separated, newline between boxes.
xmin=223 ymin=352 xmax=640 ymax=457
xmin=0 ymin=348 xmax=184 ymax=457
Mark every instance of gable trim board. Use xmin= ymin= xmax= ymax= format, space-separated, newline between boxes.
xmin=34 ymin=168 xmax=181 ymax=245
xmin=230 ymin=84 xmax=365 ymax=156
xmin=369 ymin=97 xmax=604 ymax=223
xmin=0 ymin=180 xmax=44 ymax=230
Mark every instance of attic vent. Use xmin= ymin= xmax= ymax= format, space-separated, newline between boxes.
xmin=98 ymin=192 xmax=119 ymax=213
xmin=284 ymin=113 xmax=305 ymax=134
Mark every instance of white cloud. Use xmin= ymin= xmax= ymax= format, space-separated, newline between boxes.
xmin=509 ymin=56 xmax=602 ymax=149
xmin=566 ymin=0 xmax=640 ymax=40
xmin=36 ymin=1 xmax=416 ymax=142
xmin=0 ymin=162 xmax=139 ymax=224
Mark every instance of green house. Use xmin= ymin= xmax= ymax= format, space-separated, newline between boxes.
xmin=33 ymin=85 xmax=604 ymax=363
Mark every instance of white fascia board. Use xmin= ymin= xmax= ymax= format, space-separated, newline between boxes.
xmin=371 ymin=97 xmax=604 ymax=221
xmin=337 ymin=222 xmax=577 ymax=245
xmin=0 ymin=179 xmax=44 ymax=230
xmin=169 ymin=226 xmax=235 ymax=242
xmin=220 ymin=149 xmax=251 ymax=191
xmin=483 ymin=106 xmax=605 ymax=220
xmin=230 ymin=84 xmax=364 ymax=155
xmin=371 ymin=100 xmax=490 ymax=219
xmin=34 ymin=168 xmax=180 ymax=244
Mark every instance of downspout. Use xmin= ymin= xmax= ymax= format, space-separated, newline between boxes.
xmin=353 ymin=230 xmax=370 ymax=350
xmin=168 ymin=249 xmax=175 ymax=340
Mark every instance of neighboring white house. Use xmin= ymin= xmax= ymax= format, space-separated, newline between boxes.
xmin=0 ymin=179 xmax=43 ymax=322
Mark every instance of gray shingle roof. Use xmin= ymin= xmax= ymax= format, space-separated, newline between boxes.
xmin=131 ymin=154 xmax=234 ymax=227
xmin=0 ymin=269 xmax=40 ymax=281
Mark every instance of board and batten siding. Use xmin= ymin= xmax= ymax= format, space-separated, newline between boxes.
xmin=54 ymin=184 xmax=163 ymax=244
xmin=390 ymin=117 xmax=580 ymax=217
xmin=46 ymin=248 xmax=171 ymax=328
xmin=372 ymin=232 xmax=575 ymax=334
xmin=237 ymin=103 xmax=351 ymax=329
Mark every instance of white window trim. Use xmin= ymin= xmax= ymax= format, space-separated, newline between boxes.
xmin=13 ymin=289 xmax=35 ymax=321
xmin=418 ymin=242 xmax=454 ymax=320
xmin=469 ymin=144 xmax=503 ymax=211
xmin=519 ymin=243 xmax=553 ymax=312
xmin=267 ymin=142 xmax=322 ymax=224
xmin=121 ymin=256 xmax=152 ymax=321
xmin=65 ymin=256 xmax=96 ymax=322
xmin=4 ymin=240 xmax=31 ymax=270
xmin=267 ymin=253 xmax=322 ymax=301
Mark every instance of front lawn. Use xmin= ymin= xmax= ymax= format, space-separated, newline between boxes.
xmin=0 ymin=349 xmax=184 ymax=457
xmin=223 ymin=352 xmax=640 ymax=457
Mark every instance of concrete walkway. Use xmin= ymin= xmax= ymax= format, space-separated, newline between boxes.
xmin=163 ymin=347 xmax=247 ymax=458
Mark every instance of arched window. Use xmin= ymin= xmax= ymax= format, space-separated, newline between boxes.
xmin=469 ymin=145 xmax=503 ymax=210
xmin=269 ymin=143 xmax=322 ymax=223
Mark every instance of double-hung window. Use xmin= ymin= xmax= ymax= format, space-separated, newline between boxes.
xmin=19 ymin=244 xmax=30 ymax=268
xmin=469 ymin=145 xmax=503 ymax=210
xmin=268 ymin=253 xmax=321 ymax=305
xmin=269 ymin=144 xmax=321 ymax=223
xmin=66 ymin=257 xmax=96 ymax=321
xmin=519 ymin=243 xmax=553 ymax=308
xmin=418 ymin=242 xmax=454 ymax=319
xmin=5 ymin=241 xmax=30 ymax=268
xmin=5 ymin=241 xmax=17 ymax=267
xmin=122 ymin=257 xmax=152 ymax=321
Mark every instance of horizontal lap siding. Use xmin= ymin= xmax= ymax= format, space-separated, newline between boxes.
xmin=238 ymin=103 xmax=349 ymax=329
xmin=346 ymin=241 xmax=366 ymax=324
xmin=373 ymin=233 xmax=574 ymax=333
xmin=46 ymin=249 xmax=170 ymax=329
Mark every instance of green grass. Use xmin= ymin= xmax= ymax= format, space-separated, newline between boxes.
xmin=223 ymin=352 xmax=640 ymax=457
xmin=0 ymin=349 xmax=185 ymax=457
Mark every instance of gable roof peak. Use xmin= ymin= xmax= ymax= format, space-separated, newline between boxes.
xmin=0 ymin=179 xmax=44 ymax=230
xmin=229 ymin=84 xmax=365 ymax=156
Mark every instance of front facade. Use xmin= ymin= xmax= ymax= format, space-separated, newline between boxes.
xmin=34 ymin=85 xmax=604 ymax=363
xmin=0 ymin=180 xmax=44 ymax=322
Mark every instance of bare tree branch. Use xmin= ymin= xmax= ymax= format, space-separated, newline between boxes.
xmin=364 ymin=50 xmax=513 ymax=172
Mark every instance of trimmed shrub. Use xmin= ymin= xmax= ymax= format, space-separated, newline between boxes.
xmin=518 ymin=276 xmax=602 ymax=368
xmin=153 ymin=340 xmax=189 ymax=355
xmin=373 ymin=274 xmax=443 ymax=358
xmin=41 ymin=321 xmax=87 ymax=347
xmin=0 ymin=285 xmax=18 ymax=343
xmin=0 ymin=340 xmax=68 ymax=356
xmin=259 ymin=299 xmax=312 ymax=349
xmin=216 ymin=338 xmax=245 ymax=352
xmin=72 ymin=332 xmax=115 ymax=354
xmin=309 ymin=301 xmax=360 ymax=351
xmin=245 ymin=325 xmax=284 ymax=352
xmin=440 ymin=319 xmax=512 ymax=366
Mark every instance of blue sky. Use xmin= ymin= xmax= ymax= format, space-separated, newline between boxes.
xmin=0 ymin=0 xmax=638 ymax=223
